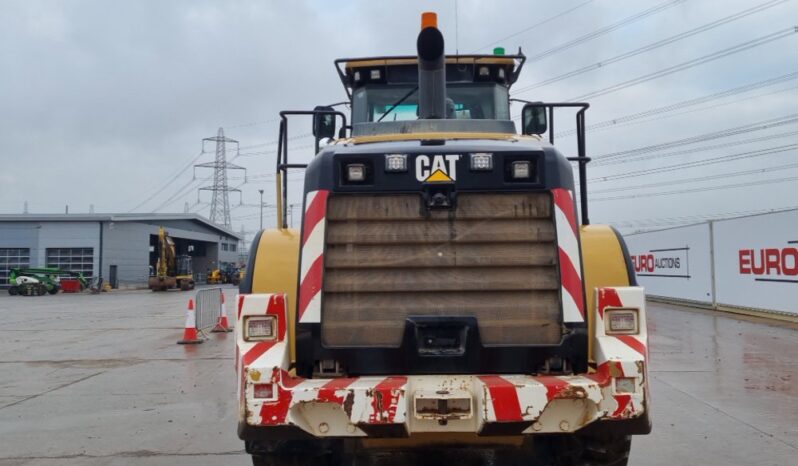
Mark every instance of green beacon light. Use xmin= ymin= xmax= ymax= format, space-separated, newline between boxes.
xmin=493 ymin=47 xmax=505 ymax=56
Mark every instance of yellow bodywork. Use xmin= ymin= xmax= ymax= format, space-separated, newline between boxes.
xmin=250 ymin=228 xmax=300 ymax=361
xmin=208 ymin=269 xmax=222 ymax=284
xmin=580 ymin=224 xmax=634 ymax=366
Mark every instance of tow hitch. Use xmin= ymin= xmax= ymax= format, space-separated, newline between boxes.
xmin=414 ymin=390 xmax=473 ymax=425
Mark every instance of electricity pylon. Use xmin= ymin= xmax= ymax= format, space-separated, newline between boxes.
xmin=194 ymin=127 xmax=245 ymax=227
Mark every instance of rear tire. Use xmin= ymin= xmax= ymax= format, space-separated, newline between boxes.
xmin=8 ymin=286 xmax=18 ymax=296
xmin=251 ymin=453 xmax=333 ymax=466
xmin=582 ymin=434 xmax=631 ymax=466
xmin=547 ymin=433 xmax=631 ymax=466
xmin=247 ymin=440 xmax=341 ymax=466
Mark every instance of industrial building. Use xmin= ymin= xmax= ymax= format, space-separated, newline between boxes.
xmin=0 ymin=213 xmax=243 ymax=289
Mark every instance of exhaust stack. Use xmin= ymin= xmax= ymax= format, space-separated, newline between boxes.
xmin=417 ymin=12 xmax=446 ymax=119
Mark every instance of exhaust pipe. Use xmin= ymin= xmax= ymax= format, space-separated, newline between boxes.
xmin=417 ymin=12 xmax=446 ymax=119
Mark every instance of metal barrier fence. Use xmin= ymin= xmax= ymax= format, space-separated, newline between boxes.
xmin=195 ymin=287 xmax=223 ymax=331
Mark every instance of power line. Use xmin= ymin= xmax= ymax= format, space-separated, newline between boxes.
xmin=593 ymin=112 xmax=798 ymax=161
xmin=551 ymin=70 xmax=798 ymax=134
xmin=608 ymin=204 xmax=798 ymax=229
xmin=156 ymin=159 xmax=248 ymax=213
xmin=593 ymin=173 xmax=798 ymax=201
xmin=591 ymin=142 xmax=798 ymax=182
xmin=127 ymin=127 xmax=292 ymax=213
xmin=236 ymin=133 xmax=313 ymax=151
xmin=594 ymin=128 xmax=798 ymax=167
xmin=512 ymin=0 xmax=790 ymax=95
xmin=225 ymin=117 xmax=281 ymax=129
xmin=585 ymin=84 xmax=798 ymax=139
xmin=567 ymin=26 xmax=798 ymax=102
xmin=127 ymin=150 xmax=205 ymax=212
xmin=236 ymin=143 xmax=316 ymax=158
xmin=592 ymin=160 xmax=798 ymax=194
xmin=525 ymin=0 xmax=687 ymax=63
xmin=470 ymin=0 xmax=597 ymax=52
xmin=151 ymin=175 xmax=206 ymax=212
xmin=143 ymin=132 xmax=311 ymax=213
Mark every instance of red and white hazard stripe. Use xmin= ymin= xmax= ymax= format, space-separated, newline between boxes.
xmin=552 ymin=188 xmax=585 ymax=322
xmin=298 ymin=189 xmax=329 ymax=324
xmin=593 ymin=286 xmax=649 ymax=418
xmin=594 ymin=287 xmax=648 ymax=366
xmin=237 ymin=286 xmax=647 ymax=435
xmin=479 ymin=374 xmax=604 ymax=424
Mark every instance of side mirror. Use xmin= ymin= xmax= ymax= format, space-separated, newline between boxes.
xmin=521 ymin=103 xmax=548 ymax=135
xmin=313 ymin=105 xmax=336 ymax=139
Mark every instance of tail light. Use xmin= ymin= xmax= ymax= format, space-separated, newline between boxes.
xmin=244 ymin=316 xmax=276 ymax=341
xmin=605 ymin=309 xmax=639 ymax=335
xmin=253 ymin=383 xmax=275 ymax=399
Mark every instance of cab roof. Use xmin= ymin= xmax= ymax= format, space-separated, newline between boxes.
xmin=335 ymin=53 xmax=526 ymax=99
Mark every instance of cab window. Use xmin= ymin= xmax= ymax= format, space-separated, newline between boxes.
xmin=352 ymin=83 xmax=510 ymax=123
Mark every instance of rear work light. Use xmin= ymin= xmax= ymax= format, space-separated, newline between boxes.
xmin=384 ymin=154 xmax=408 ymax=172
xmin=469 ymin=153 xmax=493 ymax=171
xmin=346 ymin=163 xmax=366 ymax=182
xmin=244 ymin=316 xmax=276 ymax=341
xmin=511 ymin=160 xmax=531 ymax=179
xmin=605 ymin=309 xmax=639 ymax=335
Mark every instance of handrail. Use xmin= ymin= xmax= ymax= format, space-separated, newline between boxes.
xmin=514 ymin=101 xmax=591 ymax=225
xmin=275 ymin=110 xmax=348 ymax=229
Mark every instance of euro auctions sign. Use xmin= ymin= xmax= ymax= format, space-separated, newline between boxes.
xmin=631 ymin=249 xmax=689 ymax=278
xmin=714 ymin=209 xmax=798 ymax=315
xmin=738 ymin=247 xmax=798 ymax=281
xmin=624 ymin=223 xmax=713 ymax=303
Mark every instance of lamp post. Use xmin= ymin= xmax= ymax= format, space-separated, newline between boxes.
xmin=258 ymin=189 xmax=264 ymax=230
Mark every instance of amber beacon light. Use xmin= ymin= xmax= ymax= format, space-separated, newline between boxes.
xmin=421 ymin=11 xmax=437 ymax=29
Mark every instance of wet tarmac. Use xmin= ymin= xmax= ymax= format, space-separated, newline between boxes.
xmin=0 ymin=289 xmax=795 ymax=465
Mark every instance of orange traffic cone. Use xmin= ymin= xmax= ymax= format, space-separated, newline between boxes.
xmin=212 ymin=292 xmax=232 ymax=333
xmin=178 ymin=298 xmax=204 ymax=344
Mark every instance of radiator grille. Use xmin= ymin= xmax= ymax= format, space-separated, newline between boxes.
xmin=321 ymin=193 xmax=562 ymax=347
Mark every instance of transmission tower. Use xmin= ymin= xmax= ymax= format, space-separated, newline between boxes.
xmin=194 ymin=127 xmax=246 ymax=227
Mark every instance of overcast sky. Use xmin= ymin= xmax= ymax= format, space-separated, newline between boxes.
xmin=1 ymin=0 xmax=797 ymax=242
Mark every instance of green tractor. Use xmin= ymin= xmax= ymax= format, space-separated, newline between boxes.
xmin=7 ymin=268 xmax=88 ymax=296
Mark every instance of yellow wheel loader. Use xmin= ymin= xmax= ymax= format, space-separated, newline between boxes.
xmin=236 ymin=12 xmax=649 ymax=466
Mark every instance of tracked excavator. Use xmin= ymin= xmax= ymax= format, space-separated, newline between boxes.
xmin=148 ymin=226 xmax=195 ymax=291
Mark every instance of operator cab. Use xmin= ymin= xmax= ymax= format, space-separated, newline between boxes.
xmin=342 ymin=55 xmax=519 ymax=123
xmin=331 ymin=53 xmax=526 ymax=138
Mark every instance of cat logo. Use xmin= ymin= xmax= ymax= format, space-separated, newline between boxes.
xmin=415 ymin=154 xmax=460 ymax=182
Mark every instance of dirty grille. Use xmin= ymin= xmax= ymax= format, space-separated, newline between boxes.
xmin=321 ymin=193 xmax=562 ymax=347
